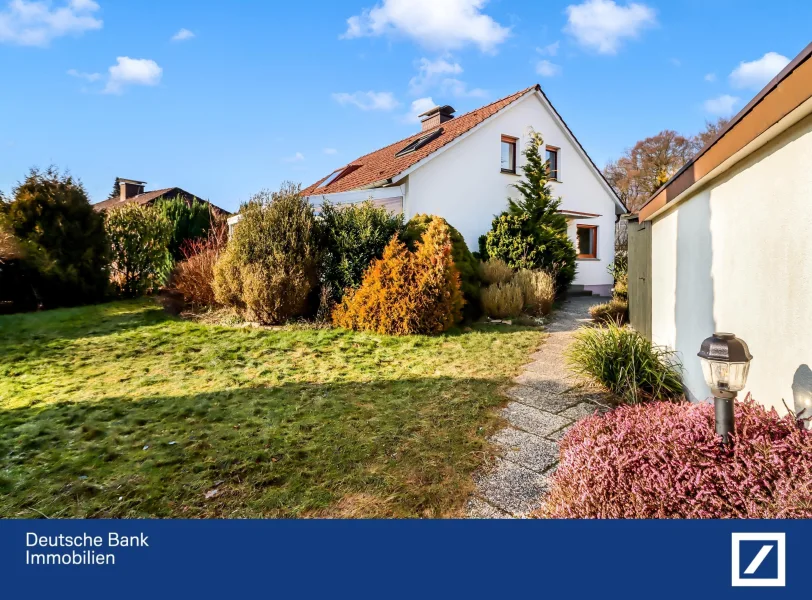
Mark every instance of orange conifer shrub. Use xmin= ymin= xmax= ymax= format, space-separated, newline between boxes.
xmin=333 ymin=217 xmax=463 ymax=335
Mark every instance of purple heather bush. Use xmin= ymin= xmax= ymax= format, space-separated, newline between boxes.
xmin=540 ymin=397 xmax=812 ymax=519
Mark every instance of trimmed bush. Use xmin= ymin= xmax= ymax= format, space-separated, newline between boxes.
xmin=482 ymin=132 xmax=577 ymax=293
xmin=402 ymin=213 xmax=481 ymax=320
xmin=540 ymin=398 xmax=812 ymax=518
xmin=319 ymin=200 xmax=403 ymax=302
xmin=333 ymin=217 xmax=463 ymax=334
xmin=213 ymin=184 xmax=319 ymax=324
xmin=2 ymin=167 xmax=109 ymax=309
xmin=481 ymin=281 xmax=523 ymax=319
xmin=566 ymin=323 xmax=682 ymax=404
xmin=155 ymin=196 xmax=214 ymax=260
xmin=479 ymin=258 xmax=513 ymax=285
xmin=589 ymin=297 xmax=628 ymax=324
xmin=106 ymin=204 xmax=173 ymax=297
xmin=172 ymin=223 xmax=227 ymax=307
xmin=514 ymin=269 xmax=555 ymax=316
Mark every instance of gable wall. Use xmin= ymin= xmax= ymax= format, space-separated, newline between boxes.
xmin=404 ymin=93 xmax=618 ymax=290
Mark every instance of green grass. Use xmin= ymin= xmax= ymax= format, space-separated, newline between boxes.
xmin=0 ymin=300 xmax=543 ymax=518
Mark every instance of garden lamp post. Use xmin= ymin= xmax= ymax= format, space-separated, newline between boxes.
xmin=697 ymin=333 xmax=753 ymax=445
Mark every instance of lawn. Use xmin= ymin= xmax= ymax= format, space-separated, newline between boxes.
xmin=0 ymin=300 xmax=544 ymax=518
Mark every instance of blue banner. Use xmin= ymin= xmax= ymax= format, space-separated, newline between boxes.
xmin=0 ymin=520 xmax=806 ymax=598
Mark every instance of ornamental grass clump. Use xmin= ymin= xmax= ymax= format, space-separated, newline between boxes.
xmin=566 ymin=323 xmax=682 ymax=403
xmin=480 ymin=281 xmax=523 ymax=319
xmin=479 ymin=258 xmax=513 ymax=285
xmin=332 ymin=217 xmax=463 ymax=335
xmin=539 ymin=398 xmax=812 ymax=519
xmin=589 ymin=297 xmax=628 ymax=325
xmin=513 ymin=269 xmax=555 ymax=316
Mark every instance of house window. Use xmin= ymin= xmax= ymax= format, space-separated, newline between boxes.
xmin=576 ymin=225 xmax=597 ymax=259
xmin=546 ymin=146 xmax=559 ymax=180
xmin=501 ymin=135 xmax=517 ymax=173
xmin=318 ymin=169 xmax=343 ymax=189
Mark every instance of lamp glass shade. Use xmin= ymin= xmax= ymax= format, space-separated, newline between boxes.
xmin=700 ymin=359 xmax=751 ymax=392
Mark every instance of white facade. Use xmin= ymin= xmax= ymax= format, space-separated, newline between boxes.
xmin=650 ymin=112 xmax=812 ymax=416
xmin=311 ymin=91 xmax=625 ymax=295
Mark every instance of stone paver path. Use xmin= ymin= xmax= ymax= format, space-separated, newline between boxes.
xmin=467 ymin=296 xmax=611 ymax=518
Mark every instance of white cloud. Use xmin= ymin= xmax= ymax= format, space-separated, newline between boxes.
xmin=323 ymin=148 xmax=338 ymax=155
xmin=704 ymin=72 xmax=716 ymax=83
xmin=536 ymin=41 xmax=559 ymax=56
xmin=67 ymin=67 xmax=100 ymax=81
xmin=283 ymin=152 xmax=305 ymax=163
xmin=439 ymin=78 xmax=487 ymax=98
xmin=104 ymin=57 xmax=163 ymax=94
xmin=704 ymin=94 xmax=740 ymax=117
xmin=341 ymin=0 xmax=510 ymax=53
xmin=409 ymin=57 xmax=462 ymax=94
xmin=564 ymin=0 xmax=656 ymax=54
xmin=332 ymin=90 xmax=399 ymax=111
xmin=536 ymin=60 xmax=561 ymax=77
xmin=403 ymin=96 xmax=436 ymax=123
xmin=0 ymin=0 xmax=102 ymax=46
xmin=171 ymin=28 xmax=194 ymax=42
xmin=729 ymin=52 xmax=790 ymax=90
xmin=408 ymin=57 xmax=485 ymax=98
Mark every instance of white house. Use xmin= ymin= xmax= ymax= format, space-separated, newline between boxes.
xmin=295 ymin=85 xmax=626 ymax=296
xmin=633 ymin=42 xmax=812 ymax=419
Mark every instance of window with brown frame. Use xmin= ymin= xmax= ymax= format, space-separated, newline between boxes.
xmin=576 ymin=225 xmax=597 ymax=259
xmin=501 ymin=135 xmax=517 ymax=173
xmin=545 ymin=146 xmax=559 ymax=181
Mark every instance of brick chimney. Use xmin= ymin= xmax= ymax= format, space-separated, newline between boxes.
xmin=118 ymin=178 xmax=146 ymax=202
xmin=417 ymin=105 xmax=455 ymax=132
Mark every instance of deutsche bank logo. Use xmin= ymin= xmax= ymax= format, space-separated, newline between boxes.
xmin=731 ymin=533 xmax=786 ymax=587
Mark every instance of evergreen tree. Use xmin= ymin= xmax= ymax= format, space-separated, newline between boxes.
xmin=109 ymin=177 xmax=121 ymax=199
xmin=4 ymin=167 xmax=110 ymax=307
xmin=484 ymin=132 xmax=577 ymax=293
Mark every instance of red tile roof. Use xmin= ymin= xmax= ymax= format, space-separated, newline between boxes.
xmin=93 ymin=187 xmax=229 ymax=215
xmin=302 ymin=85 xmax=540 ymax=196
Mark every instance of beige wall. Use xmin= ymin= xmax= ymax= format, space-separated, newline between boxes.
xmin=651 ymin=113 xmax=812 ymax=418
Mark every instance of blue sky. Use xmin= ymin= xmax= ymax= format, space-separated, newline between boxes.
xmin=0 ymin=0 xmax=809 ymax=211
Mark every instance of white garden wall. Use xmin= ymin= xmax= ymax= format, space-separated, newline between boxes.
xmin=651 ymin=113 xmax=812 ymax=415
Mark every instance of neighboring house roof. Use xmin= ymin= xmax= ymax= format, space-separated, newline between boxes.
xmin=639 ymin=41 xmax=812 ymax=221
xmin=93 ymin=187 xmax=229 ymax=214
xmin=302 ymin=84 xmax=626 ymax=214
xmin=302 ymin=86 xmax=538 ymax=196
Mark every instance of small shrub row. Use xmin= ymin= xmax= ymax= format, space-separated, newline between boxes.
xmin=479 ymin=258 xmax=555 ymax=319
xmin=540 ymin=398 xmax=812 ymax=518
xmin=481 ymin=281 xmax=523 ymax=319
xmin=566 ymin=323 xmax=683 ymax=404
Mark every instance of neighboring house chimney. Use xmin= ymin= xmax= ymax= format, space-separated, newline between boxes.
xmin=118 ymin=178 xmax=146 ymax=202
xmin=417 ymin=105 xmax=455 ymax=132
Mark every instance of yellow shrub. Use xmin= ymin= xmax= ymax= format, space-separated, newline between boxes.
xmin=333 ymin=218 xmax=463 ymax=335
xmin=481 ymin=281 xmax=523 ymax=319
xmin=513 ymin=269 xmax=555 ymax=316
xmin=479 ymin=258 xmax=513 ymax=285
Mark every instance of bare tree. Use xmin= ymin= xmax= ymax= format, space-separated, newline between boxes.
xmin=604 ymin=119 xmax=732 ymax=213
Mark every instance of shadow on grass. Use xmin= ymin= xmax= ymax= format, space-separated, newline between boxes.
xmin=0 ymin=375 xmax=511 ymax=520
